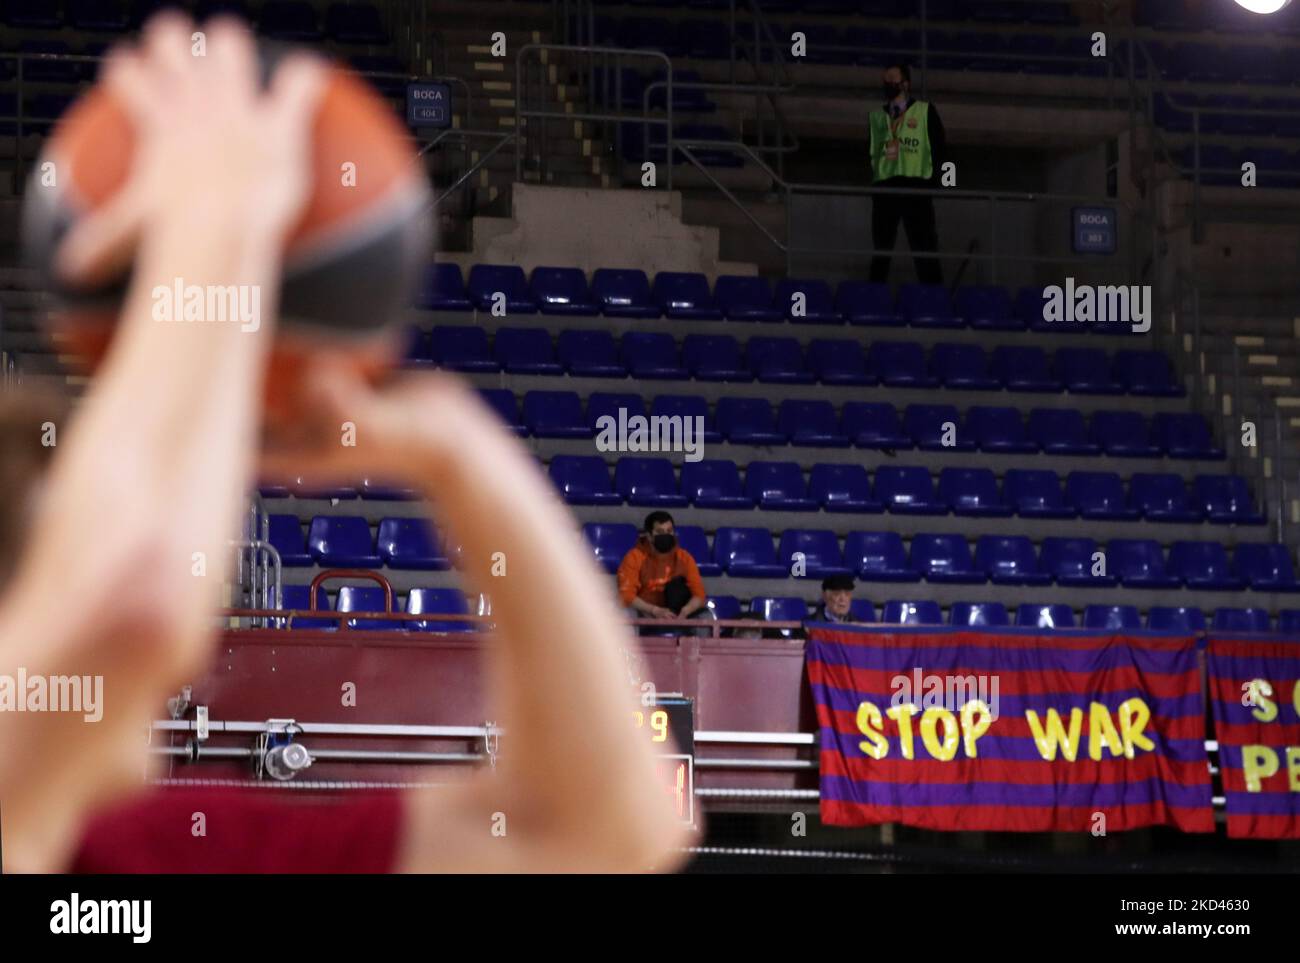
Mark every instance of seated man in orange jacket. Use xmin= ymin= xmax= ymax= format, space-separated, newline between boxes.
xmin=617 ymin=511 xmax=711 ymax=633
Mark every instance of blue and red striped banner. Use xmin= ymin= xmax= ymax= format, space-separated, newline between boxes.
xmin=1206 ymin=637 xmax=1300 ymax=839
xmin=806 ymin=625 xmax=1214 ymax=833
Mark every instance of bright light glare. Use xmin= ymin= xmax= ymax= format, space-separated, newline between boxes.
xmin=1233 ymin=0 xmax=1292 ymax=14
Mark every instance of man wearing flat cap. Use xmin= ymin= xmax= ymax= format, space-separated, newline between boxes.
xmin=815 ymin=574 xmax=859 ymax=623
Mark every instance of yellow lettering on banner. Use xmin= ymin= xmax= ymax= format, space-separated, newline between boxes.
xmin=1025 ymin=707 xmax=1082 ymax=761
xmin=1249 ymin=679 xmax=1277 ymax=723
xmin=1293 ymin=679 xmax=1300 ymax=719
xmin=919 ymin=708 xmax=959 ymax=761
xmin=1117 ymin=698 xmax=1155 ymax=758
xmin=856 ymin=701 xmax=888 ymax=759
xmin=887 ymin=703 xmax=918 ymax=759
xmin=1088 ymin=701 xmax=1124 ymax=761
xmin=1242 ymin=745 xmax=1278 ymax=792
xmin=960 ymin=700 xmax=992 ymax=758
xmin=1287 ymin=747 xmax=1300 ymax=792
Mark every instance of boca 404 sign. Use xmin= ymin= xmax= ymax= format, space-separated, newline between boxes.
xmin=806 ymin=626 xmax=1214 ymax=833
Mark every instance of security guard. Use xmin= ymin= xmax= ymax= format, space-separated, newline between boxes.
xmin=868 ymin=63 xmax=947 ymax=285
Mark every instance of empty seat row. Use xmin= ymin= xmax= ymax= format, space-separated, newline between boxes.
xmin=584 ymin=523 xmax=1298 ymax=591
xmin=419 ymin=265 xmax=1152 ymax=333
xmin=483 ymin=389 xmax=1221 ymax=459
xmin=718 ymin=595 xmax=1300 ymax=634
xmin=270 ymin=515 xmax=449 ymax=569
xmin=553 ymin=457 xmax=1262 ymax=524
xmin=278 ymin=584 xmax=474 ymax=632
xmin=417 ymin=326 xmax=1182 ymax=396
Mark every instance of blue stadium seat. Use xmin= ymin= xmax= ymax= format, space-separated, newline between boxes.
xmin=746 ymin=461 xmax=816 ymax=511
xmin=467 ymin=264 xmax=538 ymax=314
xmin=335 ymin=586 xmax=403 ymax=631
xmin=653 ymin=272 xmax=724 ymax=320
xmin=967 ymin=406 xmax=1037 ymax=454
xmin=1015 ymin=286 xmax=1065 ymax=332
xmin=875 ymin=466 xmax=946 ymax=514
xmin=898 ymin=283 xmax=961 ymax=328
xmin=910 ymin=533 xmax=985 ymax=584
xmin=991 ymin=345 xmax=1061 ymax=392
xmin=403 ymin=325 xmax=430 ymax=366
xmin=557 ymin=329 xmax=625 ymax=377
xmin=17 ymin=40 xmax=79 ymax=83
xmin=1028 ymin=408 xmax=1100 ymax=455
xmin=478 ymin=388 xmax=527 ymax=436
xmin=779 ymin=529 xmax=852 ymax=577
xmin=1091 ymin=411 xmax=1159 ymax=458
xmin=845 ymin=531 xmax=919 ymax=581
xmin=1042 ymin=536 xmax=1114 ymax=587
xmin=1016 ymin=603 xmax=1076 ymax=629
xmin=588 ymin=392 xmax=648 ymax=433
xmin=774 ymin=278 xmax=841 ymax=323
xmin=292 ymin=476 xmax=358 ymax=501
xmin=1057 ymin=347 xmax=1123 ymax=394
xmin=715 ymin=275 xmax=782 ymax=322
xmin=591 ymin=268 xmax=658 ymax=318
xmin=843 ymin=402 xmax=911 ymax=449
xmin=809 ymin=464 xmax=882 ymax=513
xmin=622 ymin=332 xmax=689 ymax=380
xmin=326 ymin=2 xmax=388 ymax=44
xmin=716 ymin=397 xmax=786 ymax=445
xmin=1067 ymin=471 xmax=1139 ymax=520
xmin=675 ymin=525 xmax=720 ymax=577
xmin=1114 ymin=350 xmax=1183 ymax=397
xmin=938 ymin=467 xmax=1010 ymax=517
xmin=977 ymin=535 xmax=1050 ymax=585
xmin=752 ymin=597 xmax=809 ymax=632
xmin=1131 ymin=473 xmax=1201 ymax=523
xmin=808 ymin=339 xmax=875 ymax=385
xmin=950 ymin=601 xmax=1010 ymax=627
xmin=682 ymin=334 xmax=748 ymax=381
xmin=377 ymin=517 xmax=450 ymax=570
xmin=747 ymin=336 xmax=815 ymax=384
xmin=1153 ymin=413 xmax=1224 ymax=459
xmin=836 ymin=281 xmax=903 ymax=326
xmin=417 ymin=263 xmax=473 ymax=312
xmin=431 ymin=326 xmax=497 ymax=372
xmin=615 ymin=457 xmax=687 ymax=507
xmin=869 ymin=341 xmax=938 ymax=388
xmin=682 ymin=460 xmax=753 ymax=508
xmin=930 ymin=342 xmax=999 ymax=390
xmin=955 ymin=285 xmax=1020 ymax=331
xmin=1234 ymin=543 xmax=1300 ymax=592
xmin=707 ymin=596 xmax=743 ymax=621
xmin=848 ymin=599 xmax=877 ymax=623
xmin=261 ymin=1 xmax=322 ymax=41
xmin=407 ymin=588 xmax=473 ymax=633
xmin=548 ymin=455 xmax=622 ymax=506
xmin=714 ymin=527 xmax=787 ymax=577
xmin=882 ymin=600 xmax=944 ymax=625
xmin=495 ymin=327 xmax=562 ymax=375
xmin=1109 ymin=538 xmax=1181 ymax=588
xmin=583 ymin=522 xmax=639 ymax=573
xmin=523 ymin=390 xmax=592 ymax=438
xmin=906 ymin=403 xmax=975 ymax=451
xmin=1003 ymin=469 xmax=1072 ymax=518
xmin=279 ymin=585 xmax=335 ymax=630
xmin=779 ymin=399 xmax=849 ymax=447
xmin=1194 ymin=475 xmax=1264 ymax=525
xmin=1147 ymin=606 xmax=1206 ymax=632
xmin=1169 ymin=541 xmax=1245 ymax=591
xmin=530 ymin=267 xmax=599 ymax=316
xmin=71 ymin=0 xmax=132 ymax=30
xmin=1277 ymin=610 xmax=1300 ymax=634
xmin=1083 ymin=605 xmax=1142 ymax=631
xmin=1213 ymin=608 xmax=1271 ymax=633
xmin=652 ymin=394 xmax=720 ymax=442
xmin=307 ymin=516 xmax=380 ymax=568
xmin=268 ymin=514 xmax=312 ymax=567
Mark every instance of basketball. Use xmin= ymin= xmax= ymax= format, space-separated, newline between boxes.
xmin=21 ymin=44 xmax=432 ymax=421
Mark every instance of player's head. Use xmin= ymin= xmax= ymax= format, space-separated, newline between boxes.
xmin=642 ymin=510 xmax=676 ymax=554
xmin=0 ymin=390 xmax=67 ymax=584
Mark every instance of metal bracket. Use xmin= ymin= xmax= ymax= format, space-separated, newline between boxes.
xmin=483 ymin=721 xmax=500 ymax=770
xmin=195 ymin=705 xmax=209 ymax=743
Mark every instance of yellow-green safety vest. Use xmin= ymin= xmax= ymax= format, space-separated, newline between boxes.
xmin=869 ymin=100 xmax=932 ymax=182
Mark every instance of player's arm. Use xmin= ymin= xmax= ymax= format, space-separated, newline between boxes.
xmin=262 ymin=370 xmax=696 ymax=873
xmin=0 ymin=16 xmax=325 ymax=872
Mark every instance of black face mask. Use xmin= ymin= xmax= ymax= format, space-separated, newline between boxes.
xmin=652 ymin=533 xmax=677 ymax=553
xmin=883 ymin=82 xmax=903 ymax=101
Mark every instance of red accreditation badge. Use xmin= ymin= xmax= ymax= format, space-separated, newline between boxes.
xmin=906 ymin=116 xmax=918 ymax=128
xmin=884 ymin=139 xmax=900 ymax=161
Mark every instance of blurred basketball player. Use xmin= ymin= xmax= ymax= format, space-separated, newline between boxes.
xmin=0 ymin=14 xmax=693 ymax=873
